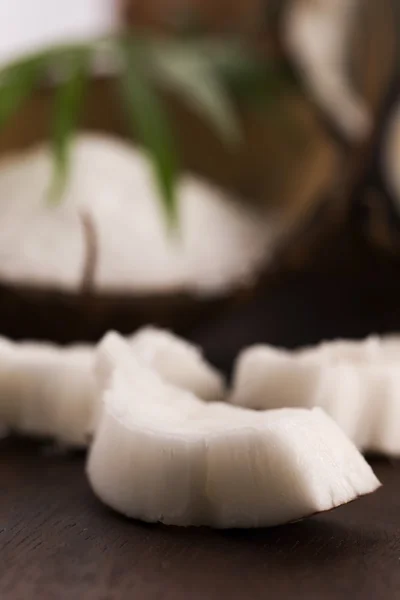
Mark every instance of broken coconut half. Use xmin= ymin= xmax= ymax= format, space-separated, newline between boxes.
xmin=384 ymin=98 xmax=400 ymax=211
xmin=0 ymin=327 xmax=224 ymax=447
xmin=87 ymin=331 xmax=379 ymax=528
xmin=230 ymin=335 xmax=400 ymax=455
xmin=0 ymin=133 xmax=275 ymax=296
xmin=283 ymin=0 xmax=370 ymax=140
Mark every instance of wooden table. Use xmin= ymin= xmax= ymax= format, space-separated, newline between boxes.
xmin=3 ymin=246 xmax=400 ymax=599
xmin=0 ymin=437 xmax=399 ymax=600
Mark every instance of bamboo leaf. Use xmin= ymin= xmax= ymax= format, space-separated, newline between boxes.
xmin=0 ymin=55 xmax=44 ymax=130
xmin=49 ymin=49 xmax=90 ymax=202
xmin=119 ymin=40 xmax=178 ymax=224
xmin=148 ymin=40 xmax=241 ymax=146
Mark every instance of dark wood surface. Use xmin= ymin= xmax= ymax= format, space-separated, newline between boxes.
xmin=0 ymin=437 xmax=399 ymax=600
xmin=3 ymin=231 xmax=400 ymax=599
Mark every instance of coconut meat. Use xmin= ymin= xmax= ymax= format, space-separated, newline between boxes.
xmin=284 ymin=0 xmax=370 ymax=140
xmin=87 ymin=332 xmax=380 ymax=528
xmin=0 ymin=327 xmax=225 ymax=446
xmin=0 ymin=134 xmax=275 ymax=296
xmin=231 ymin=335 xmax=400 ymax=455
xmin=384 ymin=100 xmax=400 ymax=207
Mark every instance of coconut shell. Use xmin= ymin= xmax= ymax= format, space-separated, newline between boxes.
xmin=0 ymin=283 xmax=240 ymax=344
xmin=122 ymin=0 xmax=266 ymax=36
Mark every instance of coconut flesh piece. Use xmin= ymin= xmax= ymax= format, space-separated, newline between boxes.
xmin=127 ymin=326 xmax=225 ymax=402
xmin=283 ymin=0 xmax=370 ymax=140
xmin=231 ymin=336 xmax=400 ymax=455
xmin=230 ymin=336 xmax=385 ymax=410
xmin=313 ymin=363 xmax=400 ymax=456
xmin=298 ymin=336 xmax=382 ymax=365
xmin=93 ymin=327 xmax=226 ymax=432
xmin=0 ymin=327 xmax=224 ymax=447
xmin=86 ymin=331 xmax=379 ymax=528
xmin=0 ymin=338 xmax=96 ymax=446
xmin=0 ymin=133 xmax=275 ymax=296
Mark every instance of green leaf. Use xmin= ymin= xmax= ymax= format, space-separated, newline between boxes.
xmin=148 ymin=40 xmax=241 ymax=146
xmin=185 ymin=40 xmax=292 ymax=105
xmin=0 ymin=55 xmax=44 ymax=131
xmin=49 ymin=49 xmax=90 ymax=202
xmin=119 ymin=40 xmax=179 ymax=225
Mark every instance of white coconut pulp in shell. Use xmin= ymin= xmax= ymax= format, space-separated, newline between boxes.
xmin=284 ymin=0 xmax=370 ymax=140
xmin=0 ymin=134 xmax=275 ymax=296
xmin=0 ymin=328 xmax=224 ymax=446
xmin=86 ymin=331 xmax=380 ymax=528
xmin=230 ymin=335 xmax=400 ymax=455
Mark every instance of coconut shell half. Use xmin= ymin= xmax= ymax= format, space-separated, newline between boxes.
xmin=0 ymin=0 xmax=397 ymax=345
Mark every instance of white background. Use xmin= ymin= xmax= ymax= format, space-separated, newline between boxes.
xmin=0 ymin=0 xmax=118 ymax=65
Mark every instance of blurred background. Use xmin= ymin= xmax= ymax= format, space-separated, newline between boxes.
xmin=0 ymin=0 xmax=399 ymax=374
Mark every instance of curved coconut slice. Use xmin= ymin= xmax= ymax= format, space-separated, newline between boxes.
xmin=126 ymin=327 xmax=225 ymax=402
xmin=300 ymin=335 xmax=382 ymax=364
xmin=231 ymin=336 xmax=400 ymax=455
xmin=0 ymin=134 xmax=274 ymax=295
xmin=284 ymin=0 xmax=370 ymax=140
xmin=231 ymin=336 xmax=385 ymax=409
xmin=94 ymin=328 xmax=225 ymax=433
xmin=87 ymin=332 xmax=379 ymax=528
xmin=0 ymin=337 xmax=95 ymax=446
xmin=380 ymin=335 xmax=400 ymax=360
xmin=0 ymin=328 xmax=224 ymax=446
xmin=312 ymin=364 xmax=369 ymax=448
xmin=229 ymin=345 xmax=323 ymax=410
xmin=314 ymin=363 xmax=400 ymax=456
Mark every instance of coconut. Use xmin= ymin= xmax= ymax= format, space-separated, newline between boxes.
xmin=87 ymin=331 xmax=380 ymax=528
xmin=231 ymin=335 xmax=400 ymax=456
xmin=0 ymin=0 xmax=396 ymax=345
xmin=384 ymin=99 xmax=400 ymax=211
xmin=0 ymin=131 xmax=279 ymax=341
xmin=0 ymin=133 xmax=274 ymax=295
xmin=284 ymin=0 xmax=370 ymax=140
xmin=0 ymin=327 xmax=225 ymax=446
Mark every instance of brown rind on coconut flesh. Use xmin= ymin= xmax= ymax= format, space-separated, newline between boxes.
xmin=0 ymin=0 xmax=397 ymax=349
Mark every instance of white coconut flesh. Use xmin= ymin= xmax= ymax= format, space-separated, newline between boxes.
xmin=86 ymin=332 xmax=379 ymax=528
xmin=384 ymin=100 xmax=400 ymax=207
xmin=231 ymin=336 xmax=400 ymax=455
xmin=284 ymin=0 xmax=370 ymax=140
xmin=0 ymin=134 xmax=275 ymax=296
xmin=0 ymin=337 xmax=96 ymax=446
xmin=127 ymin=326 xmax=225 ymax=402
xmin=0 ymin=327 xmax=225 ymax=446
